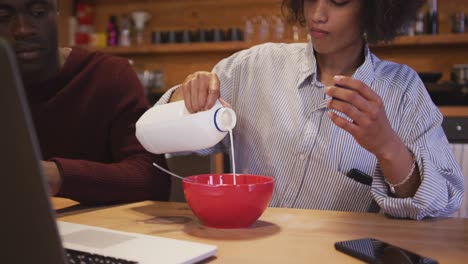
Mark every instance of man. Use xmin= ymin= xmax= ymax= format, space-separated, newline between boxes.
xmin=0 ymin=0 xmax=170 ymax=204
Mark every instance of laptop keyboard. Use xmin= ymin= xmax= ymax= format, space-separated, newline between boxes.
xmin=66 ymin=248 xmax=138 ymax=264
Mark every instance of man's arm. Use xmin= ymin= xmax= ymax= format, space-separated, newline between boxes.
xmin=48 ymin=60 xmax=171 ymax=204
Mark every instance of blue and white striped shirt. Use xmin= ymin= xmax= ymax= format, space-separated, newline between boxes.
xmin=158 ymin=42 xmax=464 ymax=220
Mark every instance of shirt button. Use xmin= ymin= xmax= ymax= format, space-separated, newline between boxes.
xmin=299 ymin=154 xmax=306 ymax=160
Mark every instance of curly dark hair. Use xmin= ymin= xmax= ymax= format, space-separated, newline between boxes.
xmin=282 ymin=0 xmax=425 ymax=43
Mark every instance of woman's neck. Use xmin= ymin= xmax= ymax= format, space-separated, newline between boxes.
xmin=315 ymin=39 xmax=365 ymax=86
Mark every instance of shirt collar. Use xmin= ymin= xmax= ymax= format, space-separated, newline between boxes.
xmin=298 ymin=41 xmax=316 ymax=87
xmin=353 ymin=45 xmax=376 ymax=88
xmin=298 ymin=41 xmax=376 ymax=89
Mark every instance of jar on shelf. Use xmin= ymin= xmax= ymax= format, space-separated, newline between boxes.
xmin=451 ymin=12 xmax=465 ymax=33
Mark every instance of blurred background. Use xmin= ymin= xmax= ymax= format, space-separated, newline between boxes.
xmin=58 ymin=0 xmax=468 ymax=105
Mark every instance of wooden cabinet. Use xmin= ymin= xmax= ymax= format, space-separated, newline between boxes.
xmin=58 ymin=0 xmax=468 ymax=98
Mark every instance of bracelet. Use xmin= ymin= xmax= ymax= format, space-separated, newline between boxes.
xmin=384 ymin=157 xmax=416 ymax=194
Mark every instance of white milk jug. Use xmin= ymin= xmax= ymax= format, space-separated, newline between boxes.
xmin=136 ymin=100 xmax=237 ymax=154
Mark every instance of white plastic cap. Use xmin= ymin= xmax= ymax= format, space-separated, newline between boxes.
xmin=214 ymin=107 xmax=237 ymax=132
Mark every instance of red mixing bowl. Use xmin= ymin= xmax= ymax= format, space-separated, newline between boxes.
xmin=182 ymin=174 xmax=274 ymax=229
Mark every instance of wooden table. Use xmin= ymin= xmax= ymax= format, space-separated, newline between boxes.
xmin=54 ymin=198 xmax=467 ymax=263
xmin=51 ymin=198 xmax=79 ymax=210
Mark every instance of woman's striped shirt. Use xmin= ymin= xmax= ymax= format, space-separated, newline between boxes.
xmin=157 ymin=42 xmax=464 ymax=220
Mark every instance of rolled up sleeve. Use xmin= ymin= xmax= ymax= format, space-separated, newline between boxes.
xmin=372 ymin=86 xmax=464 ymax=220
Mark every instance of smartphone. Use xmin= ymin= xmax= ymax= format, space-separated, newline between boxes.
xmin=346 ymin=168 xmax=373 ymax=186
xmin=334 ymin=238 xmax=438 ymax=264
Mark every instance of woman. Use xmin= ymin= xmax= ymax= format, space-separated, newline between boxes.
xmin=157 ymin=0 xmax=463 ymax=219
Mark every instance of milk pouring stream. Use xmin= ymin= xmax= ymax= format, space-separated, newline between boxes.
xmin=135 ymin=100 xmax=237 ymax=154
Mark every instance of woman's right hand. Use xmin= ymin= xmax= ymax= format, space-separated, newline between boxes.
xmin=171 ymin=71 xmax=221 ymax=113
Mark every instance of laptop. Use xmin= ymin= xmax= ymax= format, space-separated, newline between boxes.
xmin=0 ymin=38 xmax=217 ymax=264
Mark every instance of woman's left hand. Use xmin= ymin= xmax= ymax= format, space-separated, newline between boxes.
xmin=325 ymin=75 xmax=400 ymax=158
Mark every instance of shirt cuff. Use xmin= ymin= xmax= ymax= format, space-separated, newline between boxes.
xmin=50 ymin=157 xmax=92 ymax=199
xmin=372 ymin=157 xmax=451 ymax=220
xmin=155 ymin=85 xmax=180 ymax=106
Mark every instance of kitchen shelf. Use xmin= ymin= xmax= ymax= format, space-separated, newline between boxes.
xmin=90 ymin=34 xmax=468 ymax=55
xmin=91 ymin=41 xmax=252 ymax=55
xmin=375 ymin=33 xmax=468 ymax=47
xmin=439 ymin=106 xmax=468 ymax=117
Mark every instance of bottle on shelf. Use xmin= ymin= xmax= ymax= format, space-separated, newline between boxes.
xmin=415 ymin=12 xmax=425 ymax=35
xmin=292 ymin=25 xmax=301 ymax=41
xmin=400 ymin=17 xmax=415 ymax=36
xmin=120 ymin=14 xmax=132 ymax=46
xmin=426 ymin=0 xmax=438 ymax=35
xmin=256 ymin=16 xmax=270 ymax=42
xmin=272 ymin=16 xmax=285 ymax=41
xmin=75 ymin=0 xmax=95 ymax=46
xmin=107 ymin=15 xmax=119 ymax=46
xmin=406 ymin=21 xmax=415 ymax=36
xmin=243 ymin=16 xmax=254 ymax=42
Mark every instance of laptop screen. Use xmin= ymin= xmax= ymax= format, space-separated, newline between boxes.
xmin=0 ymin=37 xmax=67 ymax=263
xmin=0 ymin=38 xmax=217 ymax=264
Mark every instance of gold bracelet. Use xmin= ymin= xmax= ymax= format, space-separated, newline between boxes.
xmin=384 ymin=157 xmax=416 ymax=194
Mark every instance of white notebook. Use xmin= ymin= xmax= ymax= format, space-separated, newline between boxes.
xmin=58 ymin=221 xmax=217 ymax=264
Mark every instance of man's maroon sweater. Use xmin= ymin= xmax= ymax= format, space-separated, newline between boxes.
xmin=26 ymin=48 xmax=170 ymax=204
